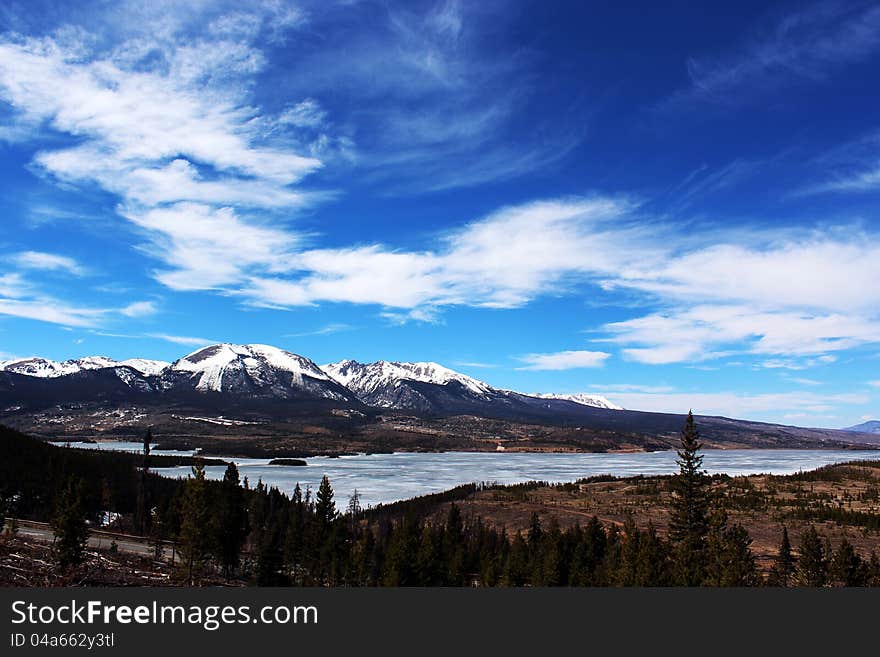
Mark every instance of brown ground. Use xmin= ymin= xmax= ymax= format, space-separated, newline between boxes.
xmin=438 ymin=460 xmax=880 ymax=572
xmin=0 ymin=537 xmax=177 ymax=586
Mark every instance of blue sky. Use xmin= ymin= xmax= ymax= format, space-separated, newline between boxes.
xmin=1 ymin=0 xmax=879 ymax=427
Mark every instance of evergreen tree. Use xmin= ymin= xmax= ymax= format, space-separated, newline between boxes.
xmin=768 ymin=526 xmax=795 ymax=587
xmin=285 ymin=483 xmax=305 ymax=583
xmin=635 ymin=523 xmax=668 ymax=586
xmin=797 ymin=526 xmax=828 ymax=587
xmin=668 ymin=411 xmax=710 ymax=586
xmin=867 ymin=551 xmax=880 ymax=587
xmin=216 ymin=463 xmax=247 ymax=580
xmin=347 ymin=489 xmax=362 ymax=529
xmin=256 ymin=524 xmax=287 ymax=586
xmin=830 ymin=537 xmax=865 ymax=587
xmin=178 ymin=463 xmax=210 ymax=586
xmin=444 ymin=504 xmax=466 ymax=585
xmin=618 ymin=515 xmax=641 ymax=586
xmin=135 ymin=427 xmax=153 ymax=535
xmin=51 ymin=477 xmax=89 ymax=570
xmin=316 ymin=475 xmax=337 ymax=528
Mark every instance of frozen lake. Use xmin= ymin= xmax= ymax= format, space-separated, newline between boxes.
xmin=59 ymin=441 xmax=879 ymax=508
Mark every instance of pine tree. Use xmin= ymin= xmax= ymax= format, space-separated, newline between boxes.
xmin=443 ymin=504 xmax=467 ymax=585
xmin=316 ymin=475 xmax=336 ymax=528
xmin=216 ymin=463 xmax=247 ymax=580
xmin=830 ymin=537 xmax=865 ymax=587
xmin=797 ymin=526 xmax=828 ymax=587
xmin=178 ymin=463 xmax=210 ymax=586
xmin=285 ymin=483 xmax=305 ymax=582
xmin=136 ymin=427 xmax=153 ymax=535
xmin=635 ymin=523 xmax=667 ymax=586
xmin=256 ymin=524 xmax=287 ymax=586
xmin=668 ymin=411 xmax=710 ymax=585
xmin=51 ymin=477 xmax=89 ymax=570
xmin=768 ymin=526 xmax=795 ymax=587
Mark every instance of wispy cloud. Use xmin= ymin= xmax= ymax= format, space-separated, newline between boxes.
xmin=284 ymin=323 xmax=354 ymax=338
xmin=453 ymin=361 xmax=498 ymax=369
xmin=146 ymin=333 xmax=217 ymax=347
xmin=0 ymin=297 xmax=105 ymax=328
xmin=517 ymin=350 xmax=611 ymax=371
xmin=602 ymin=305 xmax=880 ymax=365
xmin=119 ymin=300 xmax=158 ymax=318
xmin=11 ymin=250 xmax=85 ymax=276
xmin=799 ymin=131 xmax=880 ymax=196
xmin=599 ymin=389 xmax=868 ymax=424
xmin=868 ymin=380 xmax=880 ymax=388
xmin=663 ymin=2 xmax=880 ymax=109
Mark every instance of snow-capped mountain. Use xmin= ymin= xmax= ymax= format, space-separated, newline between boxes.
xmin=322 ymin=360 xmax=493 ymax=407
xmin=529 ymin=393 xmax=624 ymax=411
xmin=160 ymin=344 xmax=355 ymax=401
xmin=321 ymin=359 xmax=501 ymax=412
xmin=320 ymin=359 xmax=626 ymax=417
xmin=118 ymin=359 xmax=170 ymax=377
xmin=2 ymin=356 xmax=123 ymax=377
xmin=1 ymin=345 xmax=628 ymax=420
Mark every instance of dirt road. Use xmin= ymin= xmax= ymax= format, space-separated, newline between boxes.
xmin=5 ymin=519 xmax=173 ymax=560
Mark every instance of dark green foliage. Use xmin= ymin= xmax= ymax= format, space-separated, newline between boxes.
xmin=316 ymin=475 xmax=336 ymax=528
xmin=0 ymin=424 xmax=214 ymax=527
xmin=797 ymin=526 xmax=828 ymax=587
xmin=767 ymin=527 xmax=795 ymax=587
xmin=829 ymin=537 xmax=866 ymax=587
xmin=178 ymin=463 xmax=210 ymax=585
xmin=668 ymin=411 xmax=711 ymax=585
xmin=215 ymin=463 xmax=248 ymax=580
xmin=704 ymin=510 xmax=759 ymax=586
xmin=4 ymin=423 xmax=880 ymax=587
xmin=51 ymin=477 xmax=89 ymax=570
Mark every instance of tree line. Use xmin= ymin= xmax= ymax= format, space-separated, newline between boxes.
xmin=3 ymin=418 xmax=880 ymax=586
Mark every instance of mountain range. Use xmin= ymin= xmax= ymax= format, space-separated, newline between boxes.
xmin=1 ymin=343 xmax=876 ymax=451
xmin=0 ymin=344 xmax=621 ymax=416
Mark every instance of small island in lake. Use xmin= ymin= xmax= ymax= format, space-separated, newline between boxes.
xmin=268 ymin=458 xmax=308 ymax=466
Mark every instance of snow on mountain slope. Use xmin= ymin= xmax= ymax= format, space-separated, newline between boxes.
xmin=165 ymin=343 xmax=345 ymax=399
xmin=1 ymin=356 xmax=119 ymax=378
xmin=530 ymin=393 xmax=624 ymax=411
xmin=0 ymin=356 xmax=169 ymax=378
xmin=322 ymin=360 xmax=493 ymax=401
xmin=119 ymin=359 xmax=170 ymax=376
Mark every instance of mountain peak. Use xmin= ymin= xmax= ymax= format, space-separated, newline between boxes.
xmin=0 ymin=355 xmax=166 ymax=378
xmin=529 ymin=392 xmax=624 ymax=411
xmin=169 ymin=342 xmax=333 ymax=394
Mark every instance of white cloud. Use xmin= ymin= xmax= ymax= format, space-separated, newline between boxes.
xmin=146 ymin=333 xmax=216 ymax=347
xmin=0 ymin=297 xmax=105 ymax=328
xmin=11 ymin=251 xmax=85 ymax=276
xmin=599 ymin=390 xmax=869 ymax=422
xmin=0 ymin=21 xmax=323 ymax=301
xmin=123 ymin=203 xmax=299 ymax=291
xmin=284 ymin=323 xmax=354 ymax=338
xmin=611 ymin=238 xmax=880 ymax=314
xmin=119 ymin=300 xmax=158 ymax=318
xmin=517 ymin=350 xmax=611 ymax=371
xmin=868 ymin=381 xmax=880 ymax=388
xmin=603 ymin=304 xmax=880 ymax=365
